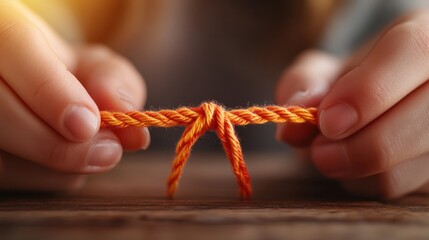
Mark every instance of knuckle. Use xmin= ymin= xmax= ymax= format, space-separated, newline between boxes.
xmin=79 ymin=44 xmax=117 ymax=67
xmin=33 ymin=77 xmax=54 ymax=100
xmin=32 ymin=70 xmax=68 ymax=103
xmin=87 ymin=44 xmax=133 ymax=67
xmin=410 ymin=25 xmax=429 ymax=59
xmin=366 ymin=133 xmax=394 ymax=174
xmin=85 ymin=44 xmax=136 ymax=72
xmin=46 ymin=142 xmax=87 ymax=172
xmin=0 ymin=15 xmax=41 ymax=44
xmin=344 ymin=173 xmax=401 ymax=200
xmin=389 ymin=21 xmax=429 ymax=59
xmin=365 ymin=76 xmax=390 ymax=108
xmin=359 ymin=75 xmax=395 ymax=108
xmin=341 ymin=174 xmax=400 ymax=200
xmin=376 ymin=172 xmax=401 ymax=199
xmin=351 ymin=133 xmax=393 ymax=177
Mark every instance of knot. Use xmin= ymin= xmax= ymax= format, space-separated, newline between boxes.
xmin=196 ymin=102 xmax=219 ymax=130
xmin=167 ymin=102 xmax=252 ymax=199
xmin=99 ymin=102 xmax=317 ymax=199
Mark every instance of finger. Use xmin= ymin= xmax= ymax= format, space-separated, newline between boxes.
xmin=0 ymin=151 xmax=85 ymax=191
xmin=0 ymin=4 xmax=99 ymax=142
xmin=75 ymin=46 xmax=150 ymax=151
xmin=0 ymin=78 xmax=122 ymax=173
xmin=275 ymin=50 xmax=341 ymax=105
xmin=276 ymin=123 xmax=320 ymax=147
xmin=417 ymin=182 xmax=429 ymax=194
xmin=114 ymin=127 xmax=151 ymax=151
xmin=341 ymin=11 xmax=429 ymax=78
xmin=275 ymin=50 xmax=341 ymax=146
xmin=312 ymin=80 xmax=429 ymax=179
xmin=340 ymin=152 xmax=429 ymax=199
xmin=9 ymin=1 xmax=77 ymax=68
xmin=318 ymin=14 xmax=429 ymax=140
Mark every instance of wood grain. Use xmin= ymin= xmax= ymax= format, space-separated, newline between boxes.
xmin=1 ymin=151 xmax=428 ymax=240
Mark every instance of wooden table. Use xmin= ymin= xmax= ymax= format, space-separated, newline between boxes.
xmin=1 ymin=151 xmax=429 ymax=240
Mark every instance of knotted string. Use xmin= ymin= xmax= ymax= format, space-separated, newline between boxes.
xmin=100 ymin=102 xmax=317 ymax=199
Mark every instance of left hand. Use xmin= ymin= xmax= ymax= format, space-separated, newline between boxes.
xmin=276 ymin=10 xmax=429 ymax=199
xmin=0 ymin=1 xmax=149 ymax=191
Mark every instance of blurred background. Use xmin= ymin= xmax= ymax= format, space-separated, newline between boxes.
xmin=25 ymin=0 xmax=429 ymax=151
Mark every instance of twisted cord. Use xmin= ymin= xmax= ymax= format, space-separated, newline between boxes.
xmin=100 ymin=102 xmax=317 ymax=199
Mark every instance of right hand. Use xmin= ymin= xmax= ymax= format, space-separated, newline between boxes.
xmin=0 ymin=1 xmax=149 ymax=191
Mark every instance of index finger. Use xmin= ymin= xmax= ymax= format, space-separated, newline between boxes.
xmin=319 ymin=12 xmax=429 ymax=140
xmin=0 ymin=2 xmax=100 ymax=142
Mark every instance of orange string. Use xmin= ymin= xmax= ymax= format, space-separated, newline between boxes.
xmin=100 ymin=102 xmax=317 ymax=199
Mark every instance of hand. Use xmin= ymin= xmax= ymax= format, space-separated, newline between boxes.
xmin=0 ymin=1 xmax=149 ymax=191
xmin=276 ymin=11 xmax=429 ymax=199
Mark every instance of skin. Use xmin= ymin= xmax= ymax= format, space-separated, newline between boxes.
xmin=2 ymin=1 xmax=429 ymax=199
xmin=0 ymin=1 xmax=149 ymax=190
xmin=276 ymin=11 xmax=429 ymax=199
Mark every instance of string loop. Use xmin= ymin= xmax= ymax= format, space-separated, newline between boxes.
xmin=100 ymin=102 xmax=317 ymax=199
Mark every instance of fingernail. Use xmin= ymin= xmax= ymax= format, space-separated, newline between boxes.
xmin=312 ymin=143 xmax=350 ymax=177
xmin=141 ymin=127 xmax=151 ymax=150
xmin=63 ymin=105 xmax=99 ymax=141
xmin=85 ymin=139 xmax=122 ymax=171
xmin=118 ymin=88 xmax=137 ymax=111
xmin=319 ymin=103 xmax=357 ymax=138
